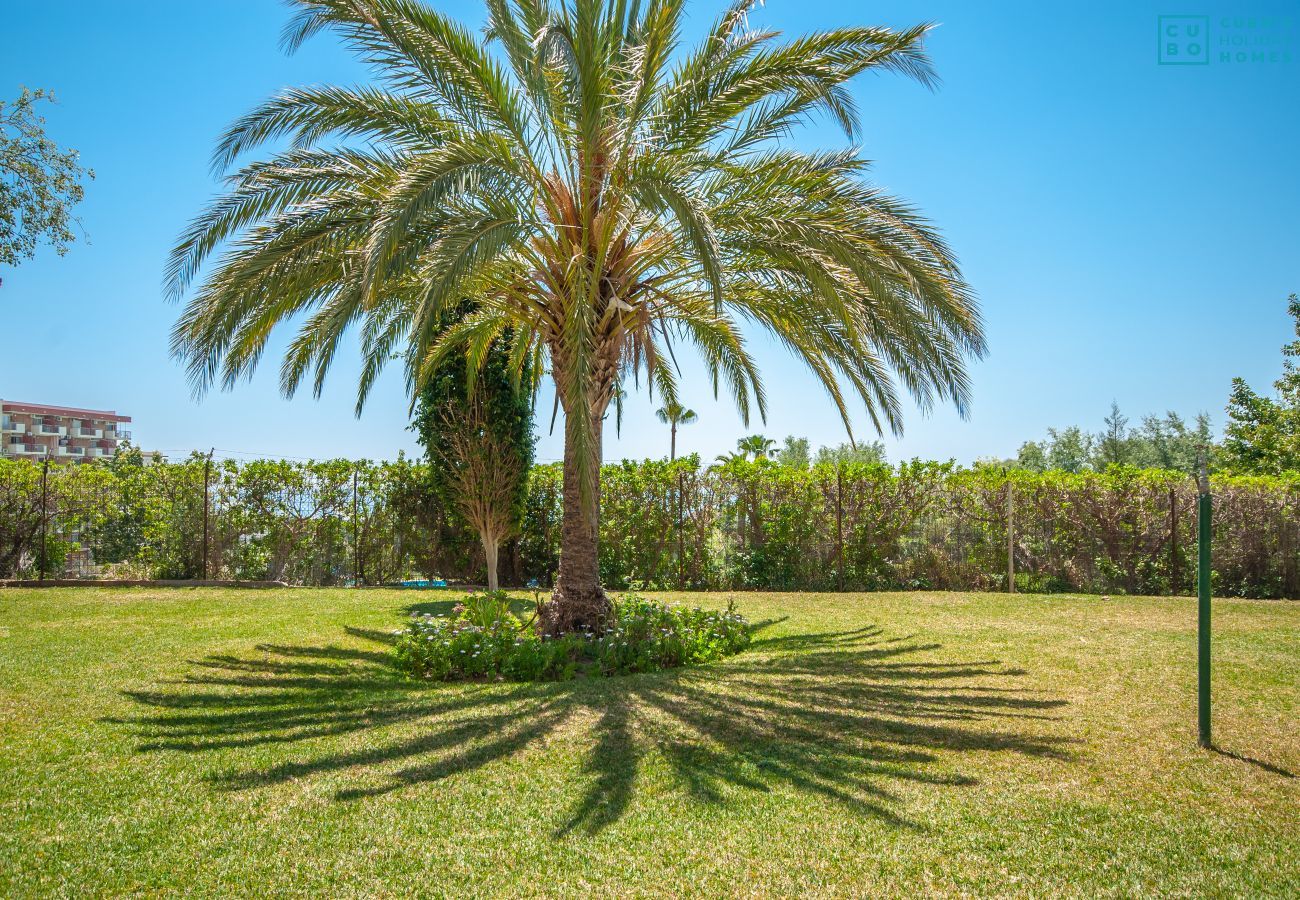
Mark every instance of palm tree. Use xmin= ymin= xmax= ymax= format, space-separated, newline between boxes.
xmin=738 ymin=434 xmax=776 ymax=461
xmin=737 ymin=434 xmax=776 ymax=461
xmin=655 ymin=401 xmax=698 ymax=460
xmin=167 ymin=0 xmax=985 ymax=633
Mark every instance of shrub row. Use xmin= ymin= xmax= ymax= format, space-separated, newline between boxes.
xmin=2 ymin=453 xmax=1297 ymax=598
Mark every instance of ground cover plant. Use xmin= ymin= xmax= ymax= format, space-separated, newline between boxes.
xmin=1 ymin=587 xmax=1296 ymax=896
xmin=393 ymin=590 xmax=750 ymax=680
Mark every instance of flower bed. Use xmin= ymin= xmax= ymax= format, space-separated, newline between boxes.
xmin=394 ymin=592 xmax=749 ymax=681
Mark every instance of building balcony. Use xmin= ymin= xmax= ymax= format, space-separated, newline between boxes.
xmin=37 ymin=424 xmax=66 ymax=436
xmin=2 ymin=419 xmax=25 ymax=434
xmin=71 ymin=426 xmax=102 ymax=439
xmin=57 ymin=445 xmax=86 ymax=457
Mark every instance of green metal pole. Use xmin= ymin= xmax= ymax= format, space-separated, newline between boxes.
xmin=1196 ymin=467 xmax=1212 ymax=749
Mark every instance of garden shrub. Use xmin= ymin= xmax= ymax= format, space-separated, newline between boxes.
xmin=393 ymin=591 xmax=750 ymax=682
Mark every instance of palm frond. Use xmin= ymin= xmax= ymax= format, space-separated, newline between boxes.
xmin=170 ymin=0 xmax=983 ymax=522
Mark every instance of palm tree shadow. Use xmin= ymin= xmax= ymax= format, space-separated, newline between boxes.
xmin=115 ymin=620 xmax=1073 ymax=835
xmin=400 ymin=599 xmax=461 ymax=618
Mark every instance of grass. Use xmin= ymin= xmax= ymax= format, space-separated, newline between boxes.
xmin=1 ymin=587 xmax=1296 ymax=897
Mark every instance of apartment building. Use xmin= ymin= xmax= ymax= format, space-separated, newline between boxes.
xmin=1 ymin=400 xmax=133 ymax=462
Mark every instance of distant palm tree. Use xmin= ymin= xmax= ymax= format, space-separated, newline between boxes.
xmin=168 ymin=0 xmax=984 ymax=633
xmin=655 ymin=401 xmax=698 ymax=460
xmin=737 ymin=434 xmax=777 ymax=461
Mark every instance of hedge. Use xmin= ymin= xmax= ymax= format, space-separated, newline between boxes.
xmin=1 ymin=454 xmax=1296 ymax=598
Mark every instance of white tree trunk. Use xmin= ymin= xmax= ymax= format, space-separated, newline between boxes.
xmin=482 ymin=533 xmax=500 ymax=592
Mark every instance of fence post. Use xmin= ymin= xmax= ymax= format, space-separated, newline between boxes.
xmin=352 ymin=467 xmax=361 ymax=587
xmin=1196 ymin=459 xmax=1212 ymax=749
xmin=201 ymin=449 xmax=213 ymax=580
xmin=836 ymin=464 xmax=845 ymax=591
xmin=1006 ymin=475 xmax=1015 ymax=593
xmin=39 ymin=454 xmax=50 ymax=581
xmin=677 ymin=468 xmax=685 ymax=589
xmin=1169 ymin=487 xmax=1179 ymax=594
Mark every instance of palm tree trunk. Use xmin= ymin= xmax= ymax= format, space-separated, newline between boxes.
xmin=670 ymin=422 xmax=677 ymax=461
xmin=541 ymin=405 xmax=612 ymax=633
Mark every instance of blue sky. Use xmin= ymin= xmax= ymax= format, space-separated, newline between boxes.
xmin=3 ymin=1 xmax=1298 ymax=465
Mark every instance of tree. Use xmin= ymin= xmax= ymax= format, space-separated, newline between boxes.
xmin=737 ymin=434 xmax=777 ymax=461
xmin=654 ymin=400 xmax=697 ymax=460
xmin=168 ymin=0 xmax=984 ymax=632
xmin=413 ymin=337 xmax=535 ymax=590
xmin=0 ymin=88 xmax=94 ymax=267
xmin=386 ymin=454 xmax=478 ymax=580
xmin=1012 ymin=440 xmax=1048 ymax=472
xmin=1222 ymin=294 xmax=1300 ymax=474
xmin=84 ymin=442 xmax=150 ymax=565
xmin=1131 ymin=411 xmax=1213 ymax=474
xmin=815 ymin=440 xmax=887 ymax=466
xmin=1045 ymin=426 xmax=1093 ymax=473
xmin=1012 ymin=410 xmax=1214 ymax=475
xmin=777 ymin=435 xmax=810 ymax=469
xmin=1096 ymin=401 xmax=1134 ymax=468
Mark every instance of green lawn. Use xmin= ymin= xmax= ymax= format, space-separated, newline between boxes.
xmin=1 ymin=588 xmax=1296 ymax=897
